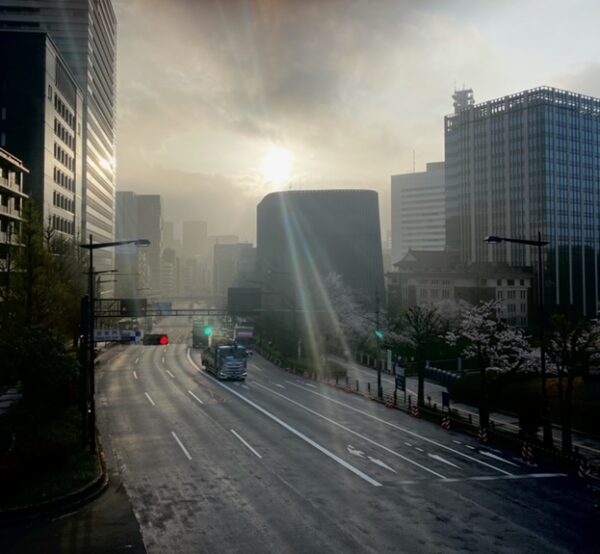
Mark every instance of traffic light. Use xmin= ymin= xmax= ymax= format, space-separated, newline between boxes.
xmin=204 ymin=326 xmax=213 ymax=337
xmin=375 ymin=330 xmax=384 ymax=341
xmin=143 ymin=333 xmax=169 ymax=345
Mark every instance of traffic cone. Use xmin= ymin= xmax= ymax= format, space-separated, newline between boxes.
xmin=478 ymin=427 xmax=488 ymax=444
xmin=578 ymin=457 xmax=590 ymax=480
xmin=521 ymin=439 xmax=535 ymax=466
xmin=441 ymin=415 xmax=451 ymax=430
xmin=411 ymin=405 xmax=420 ymax=418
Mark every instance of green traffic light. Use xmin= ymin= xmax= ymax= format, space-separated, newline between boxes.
xmin=204 ymin=326 xmax=213 ymax=337
xmin=375 ymin=330 xmax=384 ymax=341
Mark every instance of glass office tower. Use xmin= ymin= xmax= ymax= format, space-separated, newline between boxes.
xmin=445 ymin=87 xmax=600 ymax=316
xmin=0 ymin=0 xmax=117 ymax=272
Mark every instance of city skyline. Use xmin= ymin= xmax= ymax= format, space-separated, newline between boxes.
xmin=114 ymin=0 xmax=600 ymax=237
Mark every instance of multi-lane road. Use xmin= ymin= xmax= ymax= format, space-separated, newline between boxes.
xmin=96 ymin=323 xmax=597 ymax=553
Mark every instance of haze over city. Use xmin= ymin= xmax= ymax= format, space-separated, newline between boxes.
xmin=116 ymin=0 xmax=600 ymax=237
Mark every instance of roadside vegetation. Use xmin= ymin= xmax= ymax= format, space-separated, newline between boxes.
xmin=0 ymin=200 xmax=98 ymax=511
xmin=257 ymin=273 xmax=600 ymax=454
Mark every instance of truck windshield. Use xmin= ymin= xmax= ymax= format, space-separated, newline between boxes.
xmin=221 ymin=347 xmax=247 ymax=359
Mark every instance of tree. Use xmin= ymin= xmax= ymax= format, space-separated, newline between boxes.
xmin=446 ymin=300 xmax=535 ymax=429
xmin=546 ymin=315 xmax=600 ymax=453
xmin=391 ymin=305 xmax=448 ymax=408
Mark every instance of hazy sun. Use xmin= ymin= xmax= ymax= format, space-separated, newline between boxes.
xmin=261 ymin=147 xmax=293 ymax=184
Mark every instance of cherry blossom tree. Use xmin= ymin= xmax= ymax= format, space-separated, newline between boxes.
xmin=446 ymin=300 xmax=535 ymax=429
xmin=546 ymin=315 xmax=600 ymax=453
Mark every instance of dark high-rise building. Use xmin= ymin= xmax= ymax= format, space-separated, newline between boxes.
xmin=115 ymin=191 xmax=162 ymax=297
xmin=0 ymin=0 xmax=117 ymax=272
xmin=257 ymin=190 xmax=385 ymax=308
xmin=0 ymin=31 xmax=83 ymax=237
xmin=445 ymin=86 xmax=600 ymax=316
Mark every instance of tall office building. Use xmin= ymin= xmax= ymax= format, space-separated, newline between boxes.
xmin=391 ymin=161 xmax=445 ymax=264
xmin=445 ymin=86 xmax=600 ymax=316
xmin=257 ymin=190 xmax=385 ymax=308
xmin=115 ymin=191 xmax=162 ymax=297
xmin=213 ymin=243 xmax=256 ymax=295
xmin=0 ymin=31 xmax=83 ymax=237
xmin=0 ymin=0 xmax=117 ymax=273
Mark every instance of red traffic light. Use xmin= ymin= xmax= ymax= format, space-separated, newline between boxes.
xmin=159 ymin=335 xmax=169 ymax=346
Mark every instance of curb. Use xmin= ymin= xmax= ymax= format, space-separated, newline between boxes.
xmin=0 ymin=438 xmax=109 ymax=525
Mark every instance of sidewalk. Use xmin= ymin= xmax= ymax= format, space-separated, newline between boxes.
xmin=332 ymin=354 xmax=600 ymax=466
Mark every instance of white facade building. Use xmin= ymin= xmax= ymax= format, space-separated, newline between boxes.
xmin=391 ymin=161 xmax=445 ymax=265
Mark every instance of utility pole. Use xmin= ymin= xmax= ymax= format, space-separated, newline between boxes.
xmin=375 ymin=289 xmax=383 ymax=399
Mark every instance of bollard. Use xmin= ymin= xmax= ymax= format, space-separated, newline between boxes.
xmin=433 ymin=403 xmax=437 ymax=411
xmin=367 ymin=382 xmax=371 ymax=394
xmin=427 ymin=395 xmax=431 ymax=407
xmin=335 ymin=375 xmax=339 ymax=386
xmin=408 ymin=395 xmax=412 ymax=408
xmin=468 ymin=414 xmax=472 ymax=425
xmin=345 ymin=375 xmax=349 ymax=386
xmin=356 ymin=379 xmax=359 ymax=392
xmin=393 ymin=389 xmax=397 ymax=407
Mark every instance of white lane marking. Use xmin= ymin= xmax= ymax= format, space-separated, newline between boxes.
xmin=166 ymin=369 xmax=175 ymax=379
xmin=479 ymin=450 xmax=520 ymax=467
xmin=248 ymin=363 xmax=263 ymax=372
xmin=466 ymin=445 xmax=476 ymax=450
xmin=404 ymin=442 xmax=413 ymax=447
xmin=452 ymin=440 xmax=462 ymax=445
xmin=171 ymin=431 xmax=192 ymax=460
xmin=231 ymin=429 xmax=262 ymax=459
xmin=188 ymin=390 xmax=204 ymax=405
xmin=285 ymin=380 xmax=317 ymax=389
xmin=416 ymin=447 xmax=425 ymax=453
xmin=275 ymin=383 xmax=286 ymax=389
xmin=133 ymin=371 xmax=138 ymax=380
xmin=135 ymin=358 xmax=139 ymax=364
xmin=368 ymin=456 xmax=397 ymax=473
xmin=348 ymin=445 xmax=365 ymax=457
xmin=186 ymin=351 xmax=381 ymax=487
xmin=144 ymin=392 xmax=155 ymax=406
xmin=253 ymin=381 xmax=447 ymax=480
xmin=162 ymin=356 xmax=165 ymax=364
xmin=397 ymin=473 xmax=567 ymax=486
xmin=285 ymin=382 xmax=513 ymax=476
xmin=241 ymin=384 xmax=250 ymax=390
xmin=428 ymin=453 xmax=462 ymax=469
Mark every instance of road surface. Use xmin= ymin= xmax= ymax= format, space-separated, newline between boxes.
xmin=93 ymin=324 xmax=596 ymax=553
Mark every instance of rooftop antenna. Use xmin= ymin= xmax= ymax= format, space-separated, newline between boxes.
xmin=413 ymin=150 xmax=416 ymax=173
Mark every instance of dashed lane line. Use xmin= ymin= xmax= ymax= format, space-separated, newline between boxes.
xmin=171 ymin=431 xmax=192 ymax=460
xmin=231 ymin=429 xmax=262 ymax=459
xmin=144 ymin=392 xmax=155 ymax=406
xmin=166 ymin=369 xmax=175 ymax=379
xmin=186 ymin=351 xmax=382 ymax=487
xmin=133 ymin=371 xmax=138 ymax=380
xmin=285 ymin=381 xmax=513 ymax=477
xmin=188 ymin=390 xmax=204 ymax=405
xmin=428 ymin=453 xmax=461 ymax=469
xmin=252 ymin=381 xmax=447 ymax=480
xmin=479 ymin=450 xmax=520 ymax=468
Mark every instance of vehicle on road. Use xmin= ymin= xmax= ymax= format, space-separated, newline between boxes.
xmin=203 ymin=339 xmax=248 ymax=380
xmin=192 ymin=321 xmax=209 ymax=349
xmin=233 ymin=325 xmax=256 ymax=354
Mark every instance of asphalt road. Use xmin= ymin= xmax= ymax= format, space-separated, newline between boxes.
xmin=94 ymin=323 xmax=597 ymax=553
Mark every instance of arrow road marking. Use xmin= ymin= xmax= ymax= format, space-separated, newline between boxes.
xmin=428 ymin=453 xmax=462 ymax=469
xmin=347 ymin=445 xmax=365 ymax=458
xmin=478 ymin=450 xmax=520 ymax=467
xmin=250 ymin=381 xmax=447 ymax=479
xmin=186 ymin=351 xmax=382 ymax=487
xmin=368 ymin=456 xmax=397 ymax=473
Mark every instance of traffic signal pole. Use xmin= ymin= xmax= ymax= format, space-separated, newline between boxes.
xmin=88 ymin=235 xmax=96 ymax=454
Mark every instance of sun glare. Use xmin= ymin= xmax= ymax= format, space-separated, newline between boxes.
xmin=261 ymin=147 xmax=293 ymax=185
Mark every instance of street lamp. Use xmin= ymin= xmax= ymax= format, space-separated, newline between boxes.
xmin=484 ymin=233 xmax=553 ymax=447
xmin=79 ymin=235 xmax=150 ymax=453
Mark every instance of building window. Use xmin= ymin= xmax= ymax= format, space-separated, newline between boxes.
xmin=420 ymin=289 xmax=427 ymax=298
xmin=48 ymin=85 xmax=52 ymax=99
xmin=507 ymin=303 xmax=516 ymax=313
xmin=442 ymin=289 xmax=450 ymax=299
xmin=520 ymin=290 xmax=527 ymax=299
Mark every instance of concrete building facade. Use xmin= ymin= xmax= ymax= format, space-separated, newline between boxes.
xmin=0 ymin=31 xmax=83 ymax=238
xmin=391 ymin=162 xmax=445 ymax=264
xmin=0 ymin=0 xmax=118 ymax=273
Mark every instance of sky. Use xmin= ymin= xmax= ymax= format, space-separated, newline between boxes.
xmin=114 ymin=0 xmax=600 ymax=242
